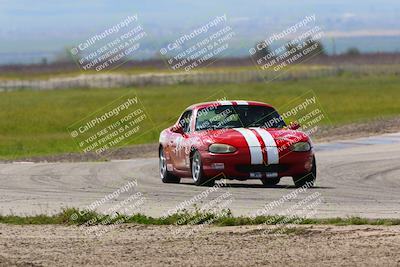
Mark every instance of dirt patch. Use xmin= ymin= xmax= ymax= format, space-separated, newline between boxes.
xmin=313 ymin=116 xmax=400 ymax=142
xmin=3 ymin=116 xmax=400 ymax=163
xmin=0 ymin=224 xmax=399 ymax=266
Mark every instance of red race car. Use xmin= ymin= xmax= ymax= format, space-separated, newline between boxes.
xmin=159 ymin=100 xmax=316 ymax=187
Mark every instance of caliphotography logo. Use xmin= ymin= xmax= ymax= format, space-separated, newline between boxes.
xmin=70 ymin=14 xmax=147 ymax=72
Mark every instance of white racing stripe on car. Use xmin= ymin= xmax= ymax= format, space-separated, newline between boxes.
xmin=252 ymin=128 xmax=279 ymax=164
xmin=234 ymin=128 xmax=263 ymax=164
xmin=235 ymin=100 xmax=248 ymax=105
xmin=218 ymin=100 xmax=232 ymax=105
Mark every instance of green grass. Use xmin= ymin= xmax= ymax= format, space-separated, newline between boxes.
xmin=1 ymin=208 xmax=399 ymax=226
xmin=1 ymin=74 xmax=400 ymax=159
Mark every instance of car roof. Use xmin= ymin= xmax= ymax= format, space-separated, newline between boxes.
xmin=186 ymin=100 xmax=274 ymax=110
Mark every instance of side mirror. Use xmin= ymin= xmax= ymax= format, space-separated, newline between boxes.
xmin=171 ymin=125 xmax=184 ymax=134
xmin=289 ymin=121 xmax=301 ymax=130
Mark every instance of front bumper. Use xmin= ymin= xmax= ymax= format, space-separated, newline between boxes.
xmin=200 ymin=147 xmax=314 ymax=179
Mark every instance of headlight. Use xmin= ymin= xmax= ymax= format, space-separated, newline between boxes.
xmin=209 ymin=144 xmax=237 ymax=154
xmin=290 ymin=142 xmax=311 ymax=152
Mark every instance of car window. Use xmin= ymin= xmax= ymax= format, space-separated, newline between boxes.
xmin=196 ymin=106 xmax=241 ymax=130
xmin=178 ymin=110 xmax=192 ymax=133
xmin=195 ymin=105 xmax=286 ymax=130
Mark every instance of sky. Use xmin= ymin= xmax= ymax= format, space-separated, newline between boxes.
xmin=0 ymin=0 xmax=399 ymax=64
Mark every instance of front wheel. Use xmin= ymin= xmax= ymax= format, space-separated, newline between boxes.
xmin=160 ymin=147 xmax=180 ymax=183
xmin=191 ymin=151 xmax=214 ymax=186
xmin=292 ymin=156 xmax=316 ymax=188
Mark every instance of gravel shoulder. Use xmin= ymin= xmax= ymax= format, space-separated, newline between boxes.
xmin=0 ymin=224 xmax=399 ymax=266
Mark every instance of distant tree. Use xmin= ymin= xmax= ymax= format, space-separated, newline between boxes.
xmin=285 ymin=42 xmax=297 ymax=53
xmin=254 ymin=41 xmax=273 ymax=60
xmin=41 ymin=57 xmax=48 ymax=65
xmin=345 ymin=47 xmax=361 ymax=55
xmin=53 ymin=47 xmax=79 ymax=63
xmin=301 ymin=36 xmax=326 ymax=57
xmin=281 ymin=37 xmax=325 ymax=65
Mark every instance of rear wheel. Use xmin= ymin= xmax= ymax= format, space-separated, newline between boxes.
xmin=191 ymin=151 xmax=214 ymax=186
xmin=292 ymin=156 xmax=316 ymax=188
xmin=260 ymin=177 xmax=280 ymax=186
xmin=159 ymin=147 xmax=180 ymax=183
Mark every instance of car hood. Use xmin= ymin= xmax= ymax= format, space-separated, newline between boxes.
xmin=197 ymin=127 xmax=310 ymax=148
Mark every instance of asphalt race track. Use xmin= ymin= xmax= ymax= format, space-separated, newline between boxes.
xmin=1 ymin=133 xmax=399 ymax=218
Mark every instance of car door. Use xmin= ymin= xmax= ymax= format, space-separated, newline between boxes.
xmin=170 ymin=110 xmax=193 ymax=171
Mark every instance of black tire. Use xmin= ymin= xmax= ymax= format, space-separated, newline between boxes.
xmin=292 ymin=155 xmax=316 ymax=188
xmin=159 ymin=147 xmax=180 ymax=183
xmin=191 ymin=150 xmax=215 ymax=186
xmin=260 ymin=177 xmax=280 ymax=186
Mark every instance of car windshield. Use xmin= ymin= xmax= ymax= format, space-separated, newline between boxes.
xmin=195 ymin=105 xmax=286 ymax=131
